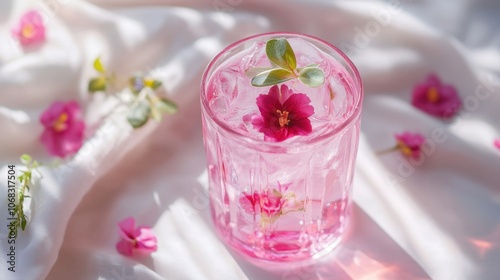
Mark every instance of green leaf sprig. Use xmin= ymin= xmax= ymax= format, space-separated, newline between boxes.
xmin=88 ymin=57 xmax=178 ymax=129
xmin=11 ymin=154 xmax=41 ymax=238
xmin=88 ymin=57 xmax=109 ymax=93
xmin=248 ymin=38 xmax=325 ymax=88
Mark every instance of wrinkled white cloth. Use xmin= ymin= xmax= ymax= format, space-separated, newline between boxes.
xmin=0 ymin=0 xmax=499 ymax=279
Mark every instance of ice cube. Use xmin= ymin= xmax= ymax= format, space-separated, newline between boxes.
xmin=209 ymin=95 xmax=230 ymax=117
xmin=217 ymin=66 xmax=240 ymax=101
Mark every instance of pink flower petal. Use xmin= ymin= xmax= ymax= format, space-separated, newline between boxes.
xmin=135 ymin=227 xmax=158 ymax=252
xmin=279 ymin=84 xmax=294 ymax=103
xmin=283 ymin=93 xmax=315 ymax=119
xmin=494 ymin=139 xmax=500 ymax=150
xmin=118 ymin=217 xmax=136 ymax=240
xmin=256 ymin=93 xmax=281 ymax=117
xmin=116 ymin=239 xmax=134 ymax=256
xmin=64 ymin=100 xmax=82 ymax=120
xmin=239 ymin=193 xmax=260 ymax=214
xmin=267 ymin=85 xmax=281 ymax=101
xmin=287 ymin=118 xmax=313 ymax=137
xmin=40 ymin=101 xmax=65 ymax=126
xmin=60 ymin=121 xmax=85 ymax=153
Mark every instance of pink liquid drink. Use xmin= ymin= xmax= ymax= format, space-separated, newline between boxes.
xmin=201 ymin=33 xmax=363 ymax=264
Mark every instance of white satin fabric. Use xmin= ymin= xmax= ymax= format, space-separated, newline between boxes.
xmin=0 ymin=0 xmax=499 ymax=279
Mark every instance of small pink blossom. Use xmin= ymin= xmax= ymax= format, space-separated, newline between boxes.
xmin=412 ymin=74 xmax=461 ymax=119
xmin=494 ymin=139 xmax=500 ymax=150
xmin=116 ymin=217 xmax=158 ymax=257
xmin=251 ymin=84 xmax=314 ymax=142
xmin=11 ymin=10 xmax=46 ymax=46
xmin=239 ymin=182 xmax=305 ymax=225
xmin=240 ymin=189 xmax=285 ymax=217
xmin=395 ymin=132 xmax=426 ymax=160
xmin=40 ymin=100 xmax=85 ymax=158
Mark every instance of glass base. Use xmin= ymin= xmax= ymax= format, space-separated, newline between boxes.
xmin=212 ymin=208 xmax=351 ymax=270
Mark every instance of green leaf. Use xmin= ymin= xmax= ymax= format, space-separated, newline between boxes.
xmin=251 ymin=68 xmax=295 ymax=87
xmin=127 ymin=100 xmax=151 ymax=128
xmin=156 ymin=98 xmax=178 ymax=115
xmin=266 ymin=38 xmax=297 ymax=71
xmin=245 ymin=67 xmax=273 ymax=77
xmin=93 ymin=57 xmax=105 ymax=73
xmin=149 ymin=105 xmax=162 ymax=122
xmin=20 ymin=154 xmax=32 ymax=165
xmin=88 ymin=77 xmax=107 ymax=93
xmin=150 ymin=80 xmax=162 ymax=90
xmin=21 ymin=216 xmax=27 ymax=230
xmin=298 ymin=67 xmax=325 ymax=88
xmin=297 ymin=64 xmax=319 ymax=72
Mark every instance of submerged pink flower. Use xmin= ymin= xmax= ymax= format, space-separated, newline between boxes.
xmin=11 ymin=10 xmax=46 ymax=46
xmin=251 ymin=84 xmax=314 ymax=142
xmin=494 ymin=139 xmax=500 ymax=150
xmin=240 ymin=189 xmax=285 ymax=217
xmin=395 ymin=132 xmax=426 ymax=160
xmin=412 ymin=74 xmax=461 ymax=119
xmin=116 ymin=217 xmax=157 ymax=257
xmin=40 ymin=100 xmax=85 ymax=158
xmin=239 ymin=182 xmax=305 ymax=225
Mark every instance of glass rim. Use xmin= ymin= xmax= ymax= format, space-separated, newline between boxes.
xmin=201 ymin=31 xmax=364 ymax=147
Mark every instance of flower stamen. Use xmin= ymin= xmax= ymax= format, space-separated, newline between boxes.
xmin=276 ymin=110 xmax=290 ymax=127
xmin=21 ymin=24 xmax=35 ymax=38
xmin=143 ymin=78 xmax=155 ymax=88
xmin=397 ymin=141 xmax=413 ymax=156
xmin=52 ymin=113 xmax=68 ymax=132
xmin=426 ymin=87 xmax=440 ymax=103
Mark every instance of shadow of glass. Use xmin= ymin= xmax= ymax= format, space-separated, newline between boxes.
xmin=230 ymin=204 xmax=430 ymax=280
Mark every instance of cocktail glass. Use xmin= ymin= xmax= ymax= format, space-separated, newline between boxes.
xmin=200 ymin=32 xmax=363 ymax=265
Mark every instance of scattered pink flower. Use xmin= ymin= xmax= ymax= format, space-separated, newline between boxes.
xmin=40 ymin=100 xmax=85 ymax=158
xmin=395 ymin=132 xmax=426 ymax=160
xmin=412 ymin=74 xmax=461 ymax=119
xmin=116 ymin=217 xmax=157 ymax=257
xmin=11 ymin=10 xmax=46 ymax=46
xmin=251 ymin=84 xmax=314 ymax=142
xmin=494 ymin=139 xmax=500 ymax=150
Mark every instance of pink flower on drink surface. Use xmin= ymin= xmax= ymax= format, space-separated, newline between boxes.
xmin=11 ymin=10 xmax=46 ymax=46
xmin=494 ymin=139 xmax=500 ymax=150
xmin=116 ymin=217 xmax=158 ymax=257
xmin=40 ymin=100 xmax=85 ymax=158
xmin=412 ymin=74 xmax=461 ymax=119
xmin=251 ymin=84 xmax=314 ymax=142
xmin=395 ymin=132 xmax=426 ymax=160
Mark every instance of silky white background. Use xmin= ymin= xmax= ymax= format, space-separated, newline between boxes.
xmin=0 ymin=0 xmax=499 ymax=279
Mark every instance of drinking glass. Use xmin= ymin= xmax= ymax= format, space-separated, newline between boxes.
xmin=200 ymin=32 xmax=363 ymax=264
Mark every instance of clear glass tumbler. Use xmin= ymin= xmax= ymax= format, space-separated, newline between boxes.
xmin=200 ymin=32 xmax=363 ymax=264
